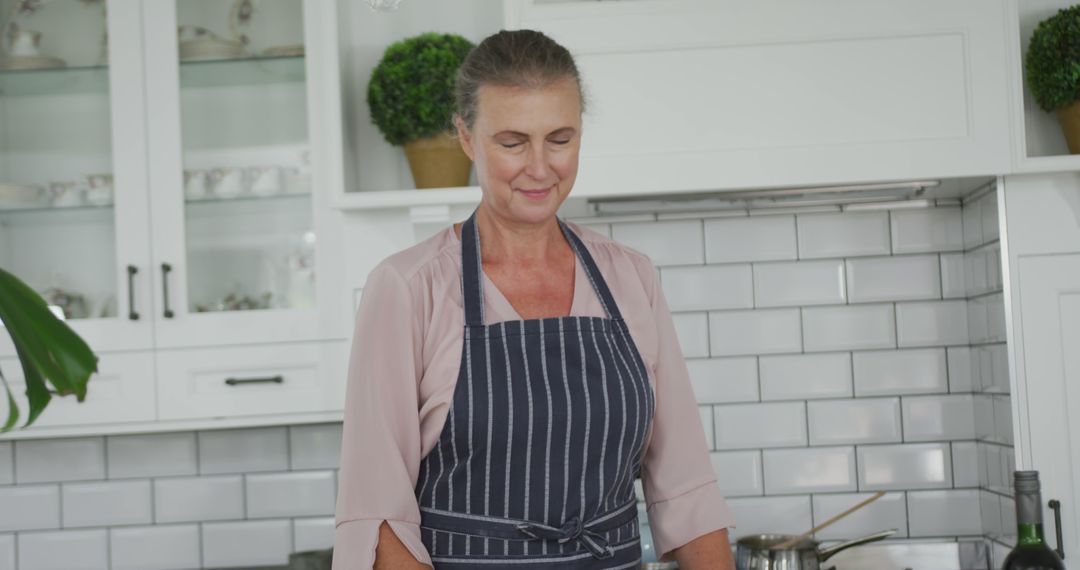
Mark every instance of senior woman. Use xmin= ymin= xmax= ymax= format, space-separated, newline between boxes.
xmin=333 ymin=30 xmax=735 ymax=570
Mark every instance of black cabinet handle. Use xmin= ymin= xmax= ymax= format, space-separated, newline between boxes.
xmin=1050 ymin=499 xmax=1065 ymax=559
xmin=224 ymin=375 xmax=284 ymax=386
xmin=126 ymin=265 xmax=139 ymax=321
xmin=161 ymin=263 xmax=174 ymax=319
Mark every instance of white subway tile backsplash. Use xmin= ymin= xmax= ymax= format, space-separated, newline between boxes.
xmin=993 ymin=396 xmax=1014 ymax=445
xmin=966 ymin=248 xmax=991 ymax=297
xmin=846 ymin=255 xmax=941 ymax=303
xmin=62 ymin=480 xmax=152 ymax=528
xmin=709 ymin=309 xmax=801 ymax=356
xmin=802 ymin=304 xmax=896 ymax=352
xmin=661 ymin=264 xmax=754 ymax=311
xmin=808 ymin=398 xmax=902 ymax=445
xmin=0 ymin=486 xmax=59 ymax=532
xmin=0 ymin=535 xmax=11 ymax=570
xmin=0 ymin=444 xmax=10 ymax=486
xmin=246 ymin=471 xmax=335 ymax=519
xmin=110 ymin=524 xmax=201 ymax=570
xmin=699 ymin=407 xmax=714 ymax=450
xmin=858 ymin=443 xmax=952 ymax=490
xmin=1000 ymin=495 xmax=1017 ymax=537
xmin=612 ymin=220 xmax=703 ymax=266
xmin=704 ymin=215 xmax=797 ymax=263
xmin=714 ymin=402 xmax=806 ymax=449
xmin=981 ymin=191 xmax=1000 ymax=242
xmin=853 ymin=349 xmax=948 ymax=397
xmin=289 ymin=424 xmax=343 ymax=471
xmin=962 ymin=197 xmax=983 ymax=250
xmin=202 ymin=519 xmax=292 ymax=568
xmin=974 ymin=396 xmax=995 ymax=442
xmin=15 ymin=438 xmax=104 ymax=484
xmin=967 ymin=298 xmax=990 ymax=347
xmin=991 ymin=344 xmax=1010 ymax=393
xmin=940 ymin=253 xmax=967 ymax=299
xmin=107 ymin=433 xmax=197 ymax=479
xmin=759 ymin=352 xmax=852 ymax=401
xmin=686 ymin=357 xmax=759 ymax=404
xmin=17 ymin=529 xmax=107 ymax=570
xmin=671 ymin=313 xmax=710 ymax=358
xmin=980 ymin=491 xmax=1004 ymax=537
xmin=709 ymin=451 xmax=764 ymax=497
xmin=763 ymin=446 xmax=856 ymax=494
xmin=726 ymin=496 xmax=812 ymax=537
xmin=890 ymin=207 xmax=964 ymax=254
xmin=797 ymin=212 xmax=890 ymax=259
xmin=902 ymin=395 xmax=976 ymax=442
xmin=947 ymin=347 xmax=974 ymax=393
xmin=952 ymin=442 xmax=979 ymax=488
xmin=987 ymin=293 xmax=1007 ymax=343
xmin=753 ymin=259 xmax=846 ymax=307
xmin=908 ymin=490 xmax=982 ymax=536
xmin=896 ymin=300 xmax=969 ymax=347
xmin=198 ymin=427 xmax=289 ymax=475
xmin=294 ymin=517 xmax=335 ymax=553
xmin=154 ymin=475 xmax=243 ymax=523
xmin=812 ymin=492 xmax=909 ymax=540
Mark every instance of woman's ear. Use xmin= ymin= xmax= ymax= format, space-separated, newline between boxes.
xmin=454 ymin=116 xmax=475 ymax=161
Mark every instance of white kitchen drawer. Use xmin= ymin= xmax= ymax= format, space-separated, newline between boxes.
xmin=155 ymin=341 xmax=347 ymax=421
xmin=0 ymin=352 xmax=155 ymax=429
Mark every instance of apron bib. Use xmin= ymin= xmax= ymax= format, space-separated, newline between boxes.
xmin=414 ymin=211 xmax=656 ymax=569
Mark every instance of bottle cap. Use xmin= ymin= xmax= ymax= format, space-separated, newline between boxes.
xmin=1014 ymin=470 xmax=1040 ymax=493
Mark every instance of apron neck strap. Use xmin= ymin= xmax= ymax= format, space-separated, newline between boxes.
xmin=460 ymin=210 xmax=623 ymax=327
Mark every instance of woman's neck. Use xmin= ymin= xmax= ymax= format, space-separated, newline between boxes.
xmin=467 ymin=205 xmax=570 ymax=267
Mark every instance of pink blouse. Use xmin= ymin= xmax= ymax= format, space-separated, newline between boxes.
xmin=332 ymin=221 xmax=734 ymax=569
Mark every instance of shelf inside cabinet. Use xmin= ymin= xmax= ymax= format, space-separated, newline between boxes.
xmin=0 ymin=64 xmax=109 ymax=97
xmin=179 ymin=55 xmax=305 ymax=88
xmin=334 ymin=186 xmax=482 ymax=210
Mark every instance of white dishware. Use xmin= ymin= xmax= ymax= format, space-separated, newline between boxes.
xmin=49 ymin=181 xmax=87 ymax=207
xmin=209 ymin=167 xmax=244 ymax=197
xmin=7 ymin=26 xmax=43 ymax=56
xmin=0 ymin=182 xmax=45 ymax=209
xmin=184 ymin=169 xmax=209 ymax=199
xmin=247 ymin=165 xmax=282 ymax=195
xmin=86 ymin=173 xmax=114 ymax=205
xmin=178 ymin=25 xmax=246 ymax=61
xmin=261 ymin=44 xmax=304 ymax=57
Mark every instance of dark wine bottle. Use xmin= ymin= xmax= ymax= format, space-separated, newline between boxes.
xmin=1002 ymin=471 xmax=1066 ymax=570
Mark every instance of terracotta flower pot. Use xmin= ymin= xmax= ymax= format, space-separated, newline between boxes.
xmin=403 ymin=131 xmax=473 ymax=189
xmin=1056 ymin=99 xmax=1080 ymax=154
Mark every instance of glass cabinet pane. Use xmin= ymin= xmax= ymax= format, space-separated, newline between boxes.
xmin=175 ymin=0 xmax=313 ymax=314
xmin=0 ymin=0 xmax=116 ymax=321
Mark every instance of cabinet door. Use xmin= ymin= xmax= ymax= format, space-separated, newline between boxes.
xmin=0 ymin=0 xmax=154 ymax=355
xmin=142 ymin=0 xmax=346 ymax=349
xmin=1016 ymin=253 xmax=1080 ymax=559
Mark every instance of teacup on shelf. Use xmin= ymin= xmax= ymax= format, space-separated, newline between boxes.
xmin=49 ymin=181 xmax=87 ymax=207
xmin=209 ymin=167 xmax=245 ymax=197
xmin=184 ymin=169 xmax=209 ymax=199
xmin=86 ymin=173 xmax=114 ymax=205
xmin=247 ymin=165 xmax=282 ymax=196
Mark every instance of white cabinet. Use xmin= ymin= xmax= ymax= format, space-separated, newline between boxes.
xmin=0 ymin=0 xmax=350 ymax=433
xmin=1001 ymin=172 xmax=1080 ymax=560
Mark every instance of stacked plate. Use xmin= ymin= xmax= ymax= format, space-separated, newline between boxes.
xmin=179 ymin=38 xmax=247 ymax=61
xmin=0 ymin=54 xmax=67 ymax=70
xmin=0 ymin=183 xmax=46 ymax=209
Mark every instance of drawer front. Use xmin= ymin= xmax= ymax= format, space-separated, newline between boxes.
xmin=0 ymin=351 xmax=156 ymax=429
xmin=156 ymin=341 xmax=346 ymax=421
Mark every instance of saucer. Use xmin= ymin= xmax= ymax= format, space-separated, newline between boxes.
xmin=261 ymin=44 xmax=304 ymax=58
xmin=180 ymin=38 xmax=247 ymax=61
xmin=0 ymin=54 xmax=67 ymax=70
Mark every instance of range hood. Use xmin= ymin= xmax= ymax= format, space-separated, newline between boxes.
xmin=587 ymin=180 xmax=941 ymax=215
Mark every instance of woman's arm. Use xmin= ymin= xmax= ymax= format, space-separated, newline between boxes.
xmin=374 ymin=522 xmax=433 ymax=570
xmin=672 ymin=528 xmax=736 ymax=570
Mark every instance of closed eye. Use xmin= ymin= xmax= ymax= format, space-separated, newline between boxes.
xmin=550 ymin=139 xmax=571 ymax=145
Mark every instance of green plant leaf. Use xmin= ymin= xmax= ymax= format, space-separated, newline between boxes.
xmin=1027 ymin=5 xmax=1080 ymax=112
xmin=0 ymin=367 xmax=18 ymax=433
xmin=0 ymin=266 xmax=97 ymax=429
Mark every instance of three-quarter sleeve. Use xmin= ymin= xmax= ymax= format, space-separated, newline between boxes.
xmin=332 ymin=262 xmax=433 ymax=569
xmin=638 ymin=263 xmax=736 ymax=562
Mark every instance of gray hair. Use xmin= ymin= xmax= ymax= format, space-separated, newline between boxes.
xmin=455 ymin=29 xmax=586 ymax=130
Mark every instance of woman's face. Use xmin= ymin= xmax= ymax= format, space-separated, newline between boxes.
xmin=456 ymin=76 xmax=582 ymax=226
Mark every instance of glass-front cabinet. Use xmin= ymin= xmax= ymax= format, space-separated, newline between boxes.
xmin=0 ymin=0 xmax=348 ymax=432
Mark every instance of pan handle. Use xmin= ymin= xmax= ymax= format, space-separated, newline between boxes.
xmin=817 ymin=529 xmax=897 ymax=562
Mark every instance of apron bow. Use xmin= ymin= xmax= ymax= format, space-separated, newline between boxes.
xmin=515 ymin=515 xmax=616 ymax=559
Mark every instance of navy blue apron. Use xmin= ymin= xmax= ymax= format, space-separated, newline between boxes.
xmin=413 ymin=211 xmax=656 ymax=569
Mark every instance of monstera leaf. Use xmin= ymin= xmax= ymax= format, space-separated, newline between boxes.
xmin=0 ymin=267 xmax=97 ymax=432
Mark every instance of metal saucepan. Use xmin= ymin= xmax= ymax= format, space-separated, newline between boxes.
xmin=735 ymin=529 xmax=897 ymax=570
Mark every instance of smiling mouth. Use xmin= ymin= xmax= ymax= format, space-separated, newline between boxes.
xmin=517 ymin=185 xmax=555 ymax=198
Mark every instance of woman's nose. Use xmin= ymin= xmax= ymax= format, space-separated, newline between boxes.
xmin=523 ymin=145 xmax=552 ymax=180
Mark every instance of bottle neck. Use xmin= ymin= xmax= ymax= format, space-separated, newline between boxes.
xmin=1017 ymin=522 xmax=1047 ymax=546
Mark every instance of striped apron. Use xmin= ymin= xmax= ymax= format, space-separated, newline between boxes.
xmin=414 ymin=212 xmax=656 ymax=569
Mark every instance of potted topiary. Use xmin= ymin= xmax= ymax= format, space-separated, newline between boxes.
xmin=1026 ymin=4 xmax=1080 ymax=154
xmin=0 ymin=267 xmax=97 ymax=432
xmin=367 ymin=32 xmax=475 ymax=189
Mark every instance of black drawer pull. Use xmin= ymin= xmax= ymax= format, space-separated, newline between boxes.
xmin=126 ymin=265 xmax=139 ymax=321
xmin=224 ymin=375 xmax=284 ymax=386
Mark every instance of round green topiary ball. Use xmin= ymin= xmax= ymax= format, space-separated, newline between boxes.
xmin=367 ymin=32 xmax=475 ymax=146
xmin=1026 ymin=4 xmax=1080 ymax=113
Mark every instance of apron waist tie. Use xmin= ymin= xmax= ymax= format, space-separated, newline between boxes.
xmin=420 ymin=500 xmax=638 ymax=560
